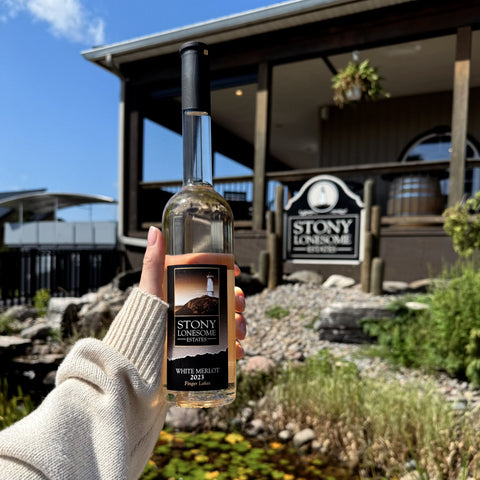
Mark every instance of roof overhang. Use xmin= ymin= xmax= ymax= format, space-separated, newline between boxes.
xmin=82 ymin=0 xmax=415 ymax=73
xmin=0 ymin=192 xmax=116 ymax=218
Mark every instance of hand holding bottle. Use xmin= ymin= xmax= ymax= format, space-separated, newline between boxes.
xmin=139 ymin=226 xmax=246 ymax=359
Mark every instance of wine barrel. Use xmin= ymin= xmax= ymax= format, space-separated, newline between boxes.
xmin=387 ymin=175 xmax=443 ymax=216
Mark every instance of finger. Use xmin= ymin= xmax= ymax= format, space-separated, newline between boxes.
xmin=235 ymin=340 xmax=245 ymax=360
xmin=234 ymin=264 xmax=241 ymax=277
xmin=235 ymin=312 xmax=246 ymax=341
xmin=234 ymin=287 xmax=245 ymax=313
xmin=139 ymin=226 xmax=165 ymax=299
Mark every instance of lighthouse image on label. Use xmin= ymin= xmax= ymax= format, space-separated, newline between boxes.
xmin=206 ymin=272 xmax=214 ymax=297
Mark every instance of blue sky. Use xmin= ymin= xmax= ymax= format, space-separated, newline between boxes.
xmin=0 ymin=0 xmax=275 ymax=221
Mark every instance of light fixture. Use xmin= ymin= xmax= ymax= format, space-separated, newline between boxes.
xmin=235 ymin=89 xmax=243 ymax=96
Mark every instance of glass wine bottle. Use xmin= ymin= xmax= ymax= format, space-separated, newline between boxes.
xmin=162 ymin=41 xmax=236 ymax=408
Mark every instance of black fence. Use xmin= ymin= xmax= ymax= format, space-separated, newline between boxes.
xmin=0 ymin=249 xmax=124 ymax=306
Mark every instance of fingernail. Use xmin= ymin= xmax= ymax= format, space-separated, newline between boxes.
xmin=147 ymin=226 xmax=158 ymax=246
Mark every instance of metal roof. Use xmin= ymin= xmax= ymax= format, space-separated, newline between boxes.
xmin=0 ymin=192 xmax=116 ymax=219
xmin=82 ymin=0 xmax=415 ymax=72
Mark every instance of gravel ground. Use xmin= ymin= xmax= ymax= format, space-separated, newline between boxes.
xmin=239 ymin=281 xmax=480 ymax=411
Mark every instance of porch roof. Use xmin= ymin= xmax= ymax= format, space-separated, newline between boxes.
xmin=82 ymin=0 xmax=414 ymax=71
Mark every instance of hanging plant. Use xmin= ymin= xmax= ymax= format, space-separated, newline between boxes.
xmin=332 ymin=59 xmax=390 ymax=108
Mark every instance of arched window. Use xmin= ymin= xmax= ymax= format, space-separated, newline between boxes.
xmin=400 ymin=127 xmax=480 ymax=197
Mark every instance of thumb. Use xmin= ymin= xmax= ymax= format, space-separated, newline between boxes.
xmin=139 ymin=226 xmax=165 ymax=299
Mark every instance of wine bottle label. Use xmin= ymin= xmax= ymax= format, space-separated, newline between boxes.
xmin=166 ymin=264 xmax=228 ymax=391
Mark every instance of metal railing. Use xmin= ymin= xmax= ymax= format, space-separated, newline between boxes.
xmin=0 ymin=249 xmax=123 ymax=307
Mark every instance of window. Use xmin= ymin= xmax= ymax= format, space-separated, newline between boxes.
xmin=400 ymin=127 xmax=480 ymax=197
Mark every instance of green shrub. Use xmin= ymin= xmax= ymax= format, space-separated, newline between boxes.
xmin=33 ymin=288 xmax=50 ymax=317
xmin=444 ymin=190 xmax=480 ymax=257
xmin=363 ymin=261 xmax=480 ymax=386
xmin=426 ymin=263 xmax=480 ymax=384
xmin=361 ymin=295 xmax=432 ymax=369
xmin=0 ymin=379 xmax=35 ymax=430
xmin=0 ymin=314 xmax=19 ymax=335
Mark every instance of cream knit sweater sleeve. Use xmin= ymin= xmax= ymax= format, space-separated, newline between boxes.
xmin=0 ymin=287 xmax=169 ymax=480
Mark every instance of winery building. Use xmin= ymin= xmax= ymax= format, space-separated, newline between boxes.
xmin=82 ymin=0 xmax=480 ymax=282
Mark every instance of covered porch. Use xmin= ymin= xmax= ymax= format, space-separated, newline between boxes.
xmin=83 ymin=0 xmax=480 ymax=281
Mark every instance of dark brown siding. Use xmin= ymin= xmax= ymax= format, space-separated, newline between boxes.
xmin=320 ymin=90 xmax=471 ymax=167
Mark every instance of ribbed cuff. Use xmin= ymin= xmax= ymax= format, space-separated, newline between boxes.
xmin=103 ymin=287 xmax=168 ymax=385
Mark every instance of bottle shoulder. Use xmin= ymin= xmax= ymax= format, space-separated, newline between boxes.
xmin=163 ymin=186 xmax=233 ymax=220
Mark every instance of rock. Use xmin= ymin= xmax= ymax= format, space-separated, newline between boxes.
xmin=78 ymin=301 xmax=113 ymax=337
xmin=240 ymin=407 xmax=254 ymax=424
xmin=2 ymin=305 xmax=38 ymax=322
xmin=242 ymin=355 xmax=276 ymax=375
xmin=112 ymin=269 xmax=141 ymax=291
xmin=382 ymin=281 xmax=409 ymax=294
xmin=235 ymin=272 xmax=265 ymax=296
xmin=408 ymin=278 xmax=434 ymax=292
xmin=245 ymin=418 xmax=265 ymax=436
xmin=322 ymin=274 xmax=356 ymax=289
xmin=20 ymin=323 xmax=51 ymax=340
xmin=176 ymin=295 xmax=218 ymax=315
xmin=292 ymin=428 xmax=316 ymax=448
xmin=278 ymin=429 xmax=292 ymax=442
xmin=405 ymin=301 xmax=430 ymax=311
xmin=47 ymin=297 xmax=87 ymax=329
xmin=165 ymin=406 xmax=204 ymax=431
xmin=80 ymin=292 xmax=98 ymax=304
xmin=0 ymin=336 xmax=31 ymax=360
xmin=42 ymin=370 xmax=57 ymax=385
xmin=61 ymin=303 xmax=80 ymax=339
xmin=285 ymin=270 xmax=323 ymax=284
xmin=315 ymin=303 xmax=393 ymax=343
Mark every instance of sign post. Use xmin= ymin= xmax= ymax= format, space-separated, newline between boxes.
xmin=284 ymin=175 xmax=364 ymax=264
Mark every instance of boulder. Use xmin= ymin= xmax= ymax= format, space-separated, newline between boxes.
xmin=242 ymin=355 xmax=276 ymax=376
xmin=382 ymin=281 xmax=409 ymax=294
xmin=47 ymin=297 xmax=87 ymax=329
xmin=292 ymin=428 xmax=316 ymax=448
xmin=2 ymin=305 xmax=37 ymax=322
xmin=78 ymin=301 xmax=113 ymax=337
xmin=315 ymin=303 xmax=393 ymax=343
xmin=0 ymin=336 xmax=31 ymax=361
xmin=165 ymin=406 xmax=204 ymax=431
xmin=235 ymin=272 xmax=265 ymax=296
xmin=285 ymin=270 xmax=323 ymax=285
xmin=322 ymin=274 xmax=356 ymax=289
xmin=20 ymin=323 xmax=51 ymax=340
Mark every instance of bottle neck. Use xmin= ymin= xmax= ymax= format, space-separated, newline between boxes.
xmin=182 ymin=109 xmax=213 ymax=187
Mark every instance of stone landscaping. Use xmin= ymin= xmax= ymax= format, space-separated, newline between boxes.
xmin=2 ymin=270 xmax=479 ymax=465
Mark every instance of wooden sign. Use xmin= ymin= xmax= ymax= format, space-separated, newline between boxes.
xmin=284 ymin=175 xmax=364 ymax=264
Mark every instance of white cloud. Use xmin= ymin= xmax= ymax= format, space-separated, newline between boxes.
xmin=0 ymin=0 xmax=105 ymax=45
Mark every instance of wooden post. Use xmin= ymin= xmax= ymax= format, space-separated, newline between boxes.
xmin=371 ymin=205 xmax=381 ymax=258
xmin=371 ymin=257 xmax=384 ymax=296
xmin=361 ymin=179 xmax=374 ymax=292
xmin=267 ymin=233 xmax=280 ymax=289
xmin=252 ymin=62 xmax=271 ymax=230
xmin=361 ymin=232 xmax=373 ymax=293
xmin=363 ymin=179 xmax=374 ymax=234
xmin=274 ymin=185 xmax=284 ymax=239
xmin=448 ymin=26 xmax=471 ymax=207
xmin=258 ymin=250 xmax=269 ymax=286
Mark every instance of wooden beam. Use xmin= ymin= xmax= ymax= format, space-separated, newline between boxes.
xmin=124 ymin=84 xmax=143 ymax=236
xmin=252 ymin=62 xmax=271 ymax=231
xmin=448 ymin=26 xmax=471 ymax=207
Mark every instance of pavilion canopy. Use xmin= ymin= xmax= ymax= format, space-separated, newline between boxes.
xmin=0 ymin=190 xmax=116 ymax=221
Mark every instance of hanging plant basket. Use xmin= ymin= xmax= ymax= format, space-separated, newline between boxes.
xmin=331 ymin=59 xmax=390 ymax=108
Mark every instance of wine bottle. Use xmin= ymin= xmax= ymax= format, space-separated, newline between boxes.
xmin=162 ymin=41 xmax=236 ymax=408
